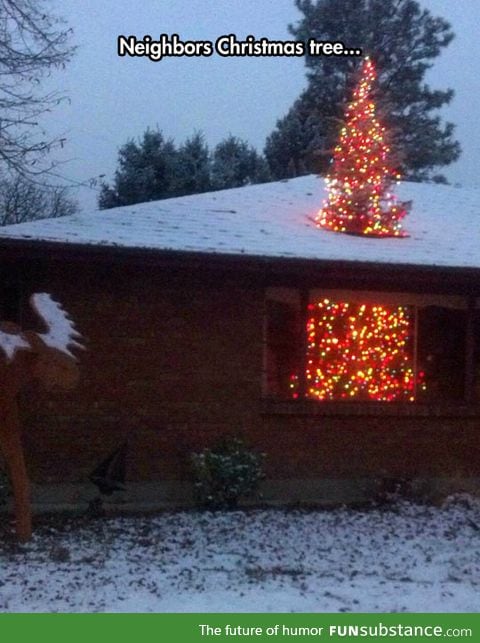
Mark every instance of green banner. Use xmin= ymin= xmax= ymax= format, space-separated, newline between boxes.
xmin=0 ymin=613 xmax=477 ymax=643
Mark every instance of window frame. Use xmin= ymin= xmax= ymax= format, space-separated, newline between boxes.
xmin=263 ymin=287 xmax=479 ymax=412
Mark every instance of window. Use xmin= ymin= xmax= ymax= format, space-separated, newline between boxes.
xmin=264 ymin=294 xmax=301 ymax=397
xmin=417 ymin=306 xmax=466 ymax=402
xmin=264 ymin=288 xmax=474 ymax=404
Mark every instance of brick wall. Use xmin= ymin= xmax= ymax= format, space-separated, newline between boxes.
xmin=6 ymin=256 xmax=480 ymax=488
xmin=19 ymin=261 xmax=264 ymax=483
xmin=258 ymin=414 xmax=480 ymax=479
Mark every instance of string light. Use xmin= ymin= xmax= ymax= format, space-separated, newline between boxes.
xmin=290 ymin=300 xmax=425 ymax=402
xmin=316 ymin=57 xmax=410 ymax=237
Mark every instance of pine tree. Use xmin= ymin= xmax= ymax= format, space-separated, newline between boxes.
xmin=317 ymin=58 xmax=409 ymax=237
xmin=265 ymin=108 xmax=312 ymax=179
xmin=99 ymin=131 xmax=272 ymax=209
xmin=211 ymin=136 xmax=271 ymax=190
xmin=265 ymin=0 xmax=460 ymax=182
xmin=174 ymin=132 xmax=211 ymax=196
xmin=98 ymin=129 xmax=178 ymax=209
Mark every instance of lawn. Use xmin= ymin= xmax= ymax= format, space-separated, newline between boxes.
xmin=1 ymin=496 xmax=479 ymax=612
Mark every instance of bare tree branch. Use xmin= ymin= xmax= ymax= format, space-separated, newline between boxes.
xmin=0 ymin=174 xmax=77 ymax=225
xmin=0 ymin=0 xmax=75 ymax=179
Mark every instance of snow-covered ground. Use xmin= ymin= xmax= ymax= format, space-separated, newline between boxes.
xmin=1 ymin=497 xmax=479 ymax=613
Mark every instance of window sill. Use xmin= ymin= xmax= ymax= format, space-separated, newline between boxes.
xmin=261 ymin=398 xmax=480 ymax=418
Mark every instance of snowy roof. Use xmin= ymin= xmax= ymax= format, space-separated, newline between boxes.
xmin=0 ymin=175 xmax=479 ymax=270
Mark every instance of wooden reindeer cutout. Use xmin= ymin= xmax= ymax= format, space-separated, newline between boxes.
xmin=0 ymin=293 xmax=83 ymax=541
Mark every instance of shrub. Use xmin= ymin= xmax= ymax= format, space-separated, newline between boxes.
xmin=372 ymin=476 xmax=415 ymax=507
xmin=191 ymin=437 xmax=266 ymax=509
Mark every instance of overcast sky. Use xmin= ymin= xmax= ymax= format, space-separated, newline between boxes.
xmin=46 ymin=0 xmax=480 ymax=211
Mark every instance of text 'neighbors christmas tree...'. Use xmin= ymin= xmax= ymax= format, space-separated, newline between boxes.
xmin=316 ymin=57 xmax=410 ymax=237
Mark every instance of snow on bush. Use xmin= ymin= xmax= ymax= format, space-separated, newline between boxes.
xmin=191 ymin=437 xmax=265 ymax=509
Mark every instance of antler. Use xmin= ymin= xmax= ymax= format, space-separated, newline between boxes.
xmin=0 ymin=327 xmax=30 ymax=363
xmin=30 ymin=293 xmax=84 ymax=359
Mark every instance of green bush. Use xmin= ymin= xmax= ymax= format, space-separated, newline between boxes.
xmin=191 ymin=437 xmax=266 ymax=509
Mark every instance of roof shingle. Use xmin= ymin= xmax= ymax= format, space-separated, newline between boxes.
xmin=0 ymin=175 xmax=479 ymax=269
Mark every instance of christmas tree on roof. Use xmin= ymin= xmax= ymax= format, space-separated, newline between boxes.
xmin=316 ymin=57 xmax=410 ymax=237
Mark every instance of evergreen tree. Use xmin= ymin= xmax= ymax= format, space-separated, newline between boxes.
xmin=317 ymin=58 xmax=409 ymax=237
xmin=265 ymin=0 xmax=460 ymax=182
xmin=174 ymin=132 xmax=211 ymax=196
xmin=99 ymin=129 xmax=178 ymax=209
xmin=264 ymin=108 xmax=311 ymax=179
xmin=211 ymin=135 xmax=271 ymax=190
xmin=99 ymin=131 xmax=272 ymax=209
